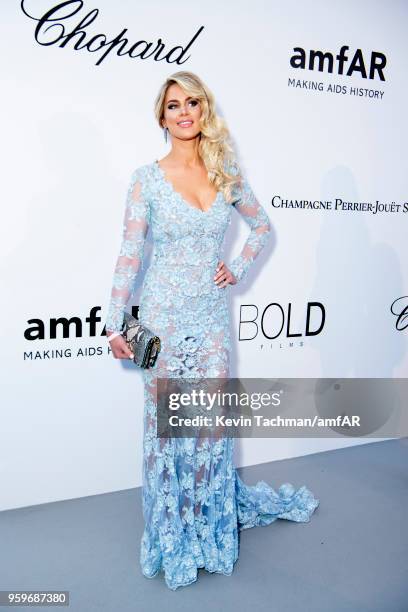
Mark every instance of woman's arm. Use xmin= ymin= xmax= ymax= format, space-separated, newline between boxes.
xmin=228 ymin=163 xmax=271 ymax=285
xmin=105 ymin=168 xmax=151 ymax=334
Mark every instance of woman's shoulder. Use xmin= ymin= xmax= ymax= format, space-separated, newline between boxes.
xmin=130 ymin=160 xmax=157 ymax=182
xmin=223 ymin=156 xmax=241 ymax=178
xmin=127 ymin=161 xmax=159 ymax=198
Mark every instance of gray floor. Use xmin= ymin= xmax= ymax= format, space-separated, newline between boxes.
xmin=1 ymin=439 xmax=407 ymax=612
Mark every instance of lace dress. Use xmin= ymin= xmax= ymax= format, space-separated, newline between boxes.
xmin=105 ymin=159 xmax=319 ymax=590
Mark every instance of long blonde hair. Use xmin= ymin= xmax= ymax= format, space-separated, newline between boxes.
xmin=154 ymin=71 xmax=241 ymax=205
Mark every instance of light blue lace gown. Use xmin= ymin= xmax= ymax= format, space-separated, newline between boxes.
xmin=105 ymin=159 xmax=319 ymax=590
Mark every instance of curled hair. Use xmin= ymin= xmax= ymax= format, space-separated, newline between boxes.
xmin=154 ymin=71 xmax=241 ymax=205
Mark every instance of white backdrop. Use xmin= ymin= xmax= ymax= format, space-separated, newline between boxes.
xmin=1 ymin=0 xmax=407 ymax=511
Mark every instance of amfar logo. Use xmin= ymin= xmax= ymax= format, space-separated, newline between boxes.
xmin=23 ymin=306 xmax=139 ymax=340
xmin=290 ymin=45 xmax=386 ymax=81
xmin=390 ymin=297 xmax=408 ymax=331
xmin=238 ymin=301 xmax=325 ymax=341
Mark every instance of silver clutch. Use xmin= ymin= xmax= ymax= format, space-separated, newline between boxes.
xmin=121 ymin=312 xmax=161 ymax=369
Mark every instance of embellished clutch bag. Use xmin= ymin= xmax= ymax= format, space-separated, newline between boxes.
xmin=121 ymin=311 xmax=161 ymax=369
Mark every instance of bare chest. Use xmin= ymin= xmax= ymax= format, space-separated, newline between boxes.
xmin=159 ymin=164 xmax=218 ymax=212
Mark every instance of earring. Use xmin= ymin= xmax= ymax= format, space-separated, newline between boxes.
xmin=163 ymin=127 xmax=168 ymax=143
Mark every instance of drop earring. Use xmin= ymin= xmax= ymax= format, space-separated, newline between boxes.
xmin=163 ymin=127 xmax=168 ymax=143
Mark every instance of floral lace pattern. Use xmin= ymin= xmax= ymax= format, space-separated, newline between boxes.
xmin=105 ymin=160 xmax=319 ymax=590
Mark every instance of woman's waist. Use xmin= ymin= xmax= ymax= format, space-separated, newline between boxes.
xmin=151 ymin=242 xmax=221 ymax=267
xmin=141 ymin=265 xmax=228 ymax=300
xmin=148 ymin=256 xmax=221 ymax=275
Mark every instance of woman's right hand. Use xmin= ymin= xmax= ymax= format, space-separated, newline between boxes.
xmin=107 ymin=333 xmax=134 ymax=360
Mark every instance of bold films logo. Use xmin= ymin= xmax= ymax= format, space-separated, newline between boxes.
xmin=237 ymin=300 xmax=326 ymax=351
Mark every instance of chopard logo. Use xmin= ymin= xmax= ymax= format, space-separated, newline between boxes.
xmin=390 ymin=297 xmax=408 ymax=331
xmin=290 ymin=45 xmax=387 ymax=81
xmin=20 ymin=0 xmax=204 ymax=66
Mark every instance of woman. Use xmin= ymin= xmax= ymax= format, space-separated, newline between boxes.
xmin=105 ymin=71 xmax=319 ymax=590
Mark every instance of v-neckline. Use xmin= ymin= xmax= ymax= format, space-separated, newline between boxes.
xmin=154 ymin=159 xmax=220 ymax=215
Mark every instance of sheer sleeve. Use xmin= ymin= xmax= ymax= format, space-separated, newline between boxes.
xmin=227 ymin=162 xmax=271 ymax=285
xmin=105 ymin=168 xmax=151 ymax=333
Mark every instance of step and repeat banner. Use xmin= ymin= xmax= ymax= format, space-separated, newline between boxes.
xmin=1 ymin=0 xmax=407 ymax=510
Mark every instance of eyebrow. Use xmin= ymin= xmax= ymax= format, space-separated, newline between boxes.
xmin=166 ymin=96 xmax=196 ymax=104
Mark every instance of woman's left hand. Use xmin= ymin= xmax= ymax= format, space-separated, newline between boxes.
xmin=214 ymin=260 xmax=237 ymax=288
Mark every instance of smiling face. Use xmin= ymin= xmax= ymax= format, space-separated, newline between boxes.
xmin=161 ymin=83 xmax=203 ymax=142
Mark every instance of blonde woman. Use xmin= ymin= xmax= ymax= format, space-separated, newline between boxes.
xmin=105 ymin=71 xmax=319 ymax=590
